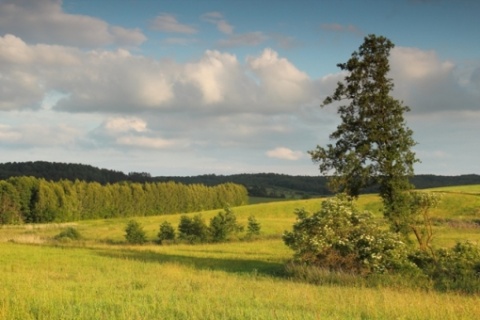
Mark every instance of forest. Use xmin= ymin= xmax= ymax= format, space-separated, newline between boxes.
xmin=0 ymin=176 xmax=248 ymax=224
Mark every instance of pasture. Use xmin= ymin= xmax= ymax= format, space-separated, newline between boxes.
xmin=1 ymin=186 xmax=480 ymax=319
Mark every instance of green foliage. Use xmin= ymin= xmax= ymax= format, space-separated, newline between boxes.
xmin=0 ymin=176 xmax=247 ymax=224
xmin=0 ymin=181 xmax=23 ymax=224
xmin=432 ymin=242 xmax=480 ymax=293
xmin=209 ymin=207 xmax=243 ymax=242
xmin=309 ymin=34 xmax=418 ymax=231
xmin=406 ymin=192 xmax=442 ymax=251
xmin=157 ymin=221 xmax=176 ymax=244
xmin=283 ymin=194 xmax=413 ymax=274
xmin=411 ymin=241 xmax=480 ymax=294
xmin=178 ymin=214 xmax=209 ymax=244
xmin=124 ymin=220 xmax=147 ymax=244
xmin=246 ymin=215 xmax=261 ymax=238
xmin=54 ymin=227 xmax=83 ymax=241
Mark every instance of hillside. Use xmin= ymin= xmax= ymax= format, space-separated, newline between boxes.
xmin=1 ymin=161 xmax=479 ymax=197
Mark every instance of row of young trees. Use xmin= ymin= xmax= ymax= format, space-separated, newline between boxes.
xmin=0 ymin=176 xmax=248 ymax=224
xmin=125 ymin=208 xmax=262 ymax=245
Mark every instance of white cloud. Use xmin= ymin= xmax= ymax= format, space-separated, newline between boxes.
xmin=391 ymin=47 xmax=454 ymax=80
xmin=151 ymin=14 xmax=197 ymax=34
xmin=217 ymin=20 xmax=235 ymax=35
xmin=116 ymin=136 xmax=178 ymax=149
xmin=390 ymin=46 xmax=479 ymax=113
xmin=1 ymin=25 xmax=478 ymax=176
xmin=88 ymin=116 xmax=188 ymax=150
xmin=0 ymin=124 xmax=22 ymax=142
xmin=104 ymin=117 xmax=148 ymax=134
xmin=266 ymin=147 xmax=304 ymax=161
xmin=183 ymin=50 xmax=243 ymax=105
xmin=0 ymin=122 xmax=80 ymax=147
xmin=0 ymin=35 xmax=318 ymax=113
xmin=0 ymin=0 xmax=146 ymax=47
xmin=248 ymin=48 xmax=314 ymax=108
xmin=202 ymin=12 xmax=234 ymax=35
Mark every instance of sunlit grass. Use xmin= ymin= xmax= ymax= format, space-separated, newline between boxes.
xmin=428 ymin=184 xmax=480 ymax=194
xmin=1 ymin=186 xmax=480 ymax=319
xmin=1 ymin=242 xmax=479 ymax=320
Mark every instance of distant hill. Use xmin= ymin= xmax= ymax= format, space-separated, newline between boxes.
xmin=1 ymin=161 xmax=479 ymax=198
xmin=0 ymin=161 xmax=131 ymax=184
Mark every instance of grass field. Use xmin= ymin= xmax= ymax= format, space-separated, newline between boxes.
xmin=1 ymin=186 xmax=480 ymax=319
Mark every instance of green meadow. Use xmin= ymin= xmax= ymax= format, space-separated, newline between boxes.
xmin=1 ymin=186 xmax=480 ymax=319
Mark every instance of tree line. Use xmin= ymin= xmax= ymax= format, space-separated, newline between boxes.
xmin=0 ymin=176 xmax=248 ymax=224
xmin=1 ymin=162 xmax=479 ymax=198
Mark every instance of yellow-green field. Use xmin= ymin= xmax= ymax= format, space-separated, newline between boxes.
xmin=1 ymin=186 xmax=480 ymax=319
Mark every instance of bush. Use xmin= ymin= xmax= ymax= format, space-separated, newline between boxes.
xmin=246 ymin=215 xmax=261 ymax=238
xmin=412 ymin=241 xmax=480 ymax=294
xmin=125 ymin=220 xmax=147 ymax=244
xmin=178 ymin=214 xmax=209 ymax=244
xmin=283 ymin=194 xmax=414 ymax=275
xmin=209 ymin=207 xmax=243 ymax=242
xmin=54 ymin=227 xmax=82 ymax=241
xmin=157 ymin=221 xmax=175 ymax=244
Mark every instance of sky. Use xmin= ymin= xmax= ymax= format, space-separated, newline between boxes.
xmin=0 ymin=0 xmax=479 ymax=177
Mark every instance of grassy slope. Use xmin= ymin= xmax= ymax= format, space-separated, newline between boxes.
xmin=1 ymin=186 xmax=480 ymax=319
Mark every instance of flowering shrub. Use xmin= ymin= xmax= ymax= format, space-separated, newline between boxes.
xmin=283 ymin=194 xmax=414 ymax=274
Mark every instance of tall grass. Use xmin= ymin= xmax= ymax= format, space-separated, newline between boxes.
xmin=1 ymin=242 xmax=479 ymax=320
xmin=1 ymin=186 xmax=480 ymax=319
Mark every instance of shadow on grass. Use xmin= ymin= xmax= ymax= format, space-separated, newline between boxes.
xmin=95 ymin=248 xmax=287 ymax=278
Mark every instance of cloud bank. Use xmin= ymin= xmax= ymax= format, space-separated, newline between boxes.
xmin=0 ymin=0 xmax=479 ymax=176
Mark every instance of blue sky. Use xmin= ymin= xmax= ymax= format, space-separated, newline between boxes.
xmin=0 ymin=0 xmax=479 ymax=176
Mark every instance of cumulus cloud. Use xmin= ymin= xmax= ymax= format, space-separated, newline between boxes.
xmin=391 ymin=47 xmax=454 ymax=80
xmin=116 ymin=136 xmax=177 ymax=149
xmin=89 ymin=117 xmax=188 ymax=150
xmin=182 ymin=50 xmax=253 ymax=106
xmin=0 ymin=0 xmax=146 ymax=47
xmin=0 ymin=36 xmax=175 ymax=112
xmin=390 ymin=47 xmax=479 ymax=113
xmin=0 ymin=122 xmax=80 ymax=147
xmin=248 ymin=48 xmax=313 ymax=108
xmin=103 ymin=117 xmax=148 ymax=134
xmin=2 ymin=31 xmax=477 ymax=120
xmin=151 ymin=13 xmax=197 ymax=34
xmin=266 ymin=147 xmax=304 ymax=160
xmin=0 ymin=33 xmax=319 ymax=114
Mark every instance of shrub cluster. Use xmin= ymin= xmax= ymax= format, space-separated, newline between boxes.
xmin=283 ymin=194 xmax=413 ymax=275
xmin=125 ymin=208 xmax=261 ymax=245
xmin=54 ymin=227 xmax=83 ymax=241
xmin=175 ymin=207 xmax=250 ymax=244
xmin=283 ymin=194 xmax=480 ymax=294
xmin=410 ymin=241 xmax=480 ymax=294
xmin=157 ymin=221 xmax=176 ymax=244
xmin=125 ymin=220 xmax=147 ymax=245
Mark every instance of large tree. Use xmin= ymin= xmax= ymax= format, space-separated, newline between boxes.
xmin=309 ymin=34 xmax=418 ymax=233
